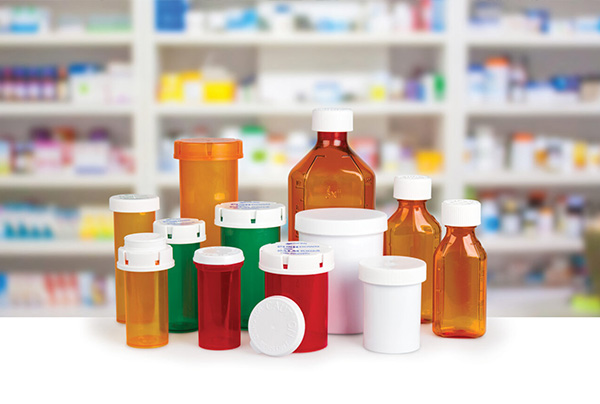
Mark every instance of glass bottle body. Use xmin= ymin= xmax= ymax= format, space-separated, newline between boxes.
xmin=433 ymin=226 xmax=487 ymax=338
xmin=385 ymin=200 xmax=441 ymax=323
xmin=288 ymin=131 xmax=375 ymax=241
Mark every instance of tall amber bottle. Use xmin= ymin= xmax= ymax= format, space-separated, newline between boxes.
xmin=433 ymin=200 xmax=487 ymax=338
xmin=288 ymin=108 xmax=375 ymax=241
xmin=384 ymin=175 xmax=440 ymax=323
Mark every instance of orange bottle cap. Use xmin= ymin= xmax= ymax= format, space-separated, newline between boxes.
xmin=174 ymin=138 xmax=243 ymax=161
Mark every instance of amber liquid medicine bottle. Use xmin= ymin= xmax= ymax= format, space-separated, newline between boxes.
xmin=384 ymin=175 xmax=441 ymax=323
xmin=288 ymin=108 xmax=375 ymax=241
xmin=433 ymin=199 xmax=487 ymax=338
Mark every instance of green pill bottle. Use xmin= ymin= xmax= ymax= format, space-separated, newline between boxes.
xmin=215 ymin=201 xmax=286 ymax=329
xmin=153 ymin=217 xmax=206 ymax=333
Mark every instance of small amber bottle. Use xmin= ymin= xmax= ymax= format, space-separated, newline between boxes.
xmin=384 ymin=175 xmax=441 ymax=323
xmin=288 ymin=108 xmax=376 ymax=241
xmin=433 ymin=200 xmax=487 ymax=338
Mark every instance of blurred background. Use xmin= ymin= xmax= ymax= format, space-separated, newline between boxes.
xmin=1 ymin=0 xmax=600 ymax=317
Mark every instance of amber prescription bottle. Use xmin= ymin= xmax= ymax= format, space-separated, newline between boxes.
xmin=384 ymin=175 xmax=441 ymax=323
xmin=174 ymin=138 xmax=243 ymax=247
xmin=433 ymin=200 xmax=487 ymax=338
xmin=117 ymin=233 xmax=174 ymax=349
xmin=288 ymin=108 xmax=375 ymax=241
xmin=109 ymin=194 xmax=159 ymax=324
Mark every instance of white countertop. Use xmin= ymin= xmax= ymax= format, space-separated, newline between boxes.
xmin=0 ymin=318 xmax=597 ymax=402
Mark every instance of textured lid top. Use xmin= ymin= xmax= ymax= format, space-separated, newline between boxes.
xmin=153 ymin=218 xmax=206 ymax=244
xmin=193 ymin=246 xmax=245 ymax=266
xmin=442 ymin=199 xmax=481 ymax=227
xmin=393 ymin=175 xmax=432 ymax=200
xmin=117 ymin=233 xmax=174 ymax=272
xmin=312 ymin=108 xmax=353 ymax=132
xmin=174 ymin=138 xmax=243 ymax=161
xmin=249 ymin=296 xmax=305 ymax=357
xmin=295 ymin=208 xmax=387 ymax=236
xmin=259 ymin=242 xmax=334 ymax=275
xmin=215 ymin=201 xmax=286 ymax=229
xmin=109 ymin=194 xmax=159 ymax=213
xmin=359 ymin=256 xmax=426 ymax=286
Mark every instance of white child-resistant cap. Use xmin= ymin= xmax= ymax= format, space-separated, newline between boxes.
xmin=249 ymin=295 xmax=306 ymax=357
xmin=442 ymin=199 xmax=481 ymax=227
xmin=117 ymin=233 xmax=174 ymax=272
xmin=312 ymin=108 xmax=353 ymax=132
xmin=359 ymin=256 xmax=426 ymax=286
xmin=193 ymin=246 xmax=244 ymax=266
xmin=214 ymin=201 xmax=286 ymax=229
xmin=295 ymin=208 xmax=387 ymax=237
xmin=259 ymin=242 xmax=334 ymax=275
xmin=109 ymin=194 xmax=160 ymax=213
xmin=393 ymin=175 xmax=432 ymax=200
xmin=153 ymin=218 xmax=206 ymax=244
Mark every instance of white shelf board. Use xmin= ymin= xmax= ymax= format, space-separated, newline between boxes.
xmin=154 ymin=32 xmax=446 ymax=47
xmin=0 ymin=33 xmax=133 ymax=47
xmin=0 ymin=175 xmax=136 ymax=189
xmin=0 ymin=241 xmax=113 ymax=256
xmin=480 ymin=235 xmax=583 ymax=254
xmin=467 ymin=104 xmax=600 ymax=117
xmin=0 ymin=103 xmax=134 ymax=117
xmin=465 ymin=172 xmax=600 ymax=188
xmin=155 ymin=102 xmax=445 ymax=117
xmin=467 ymin=34 xmax=600 ymax=48
xmin=0 ymin=306 xmax=113 ymax=317
xmin=487 ymin=287 xmax=576 ymax=317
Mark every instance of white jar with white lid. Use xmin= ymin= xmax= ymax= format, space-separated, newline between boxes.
xmin=295 ymin=208 xmax=387 ymax=334
xmin=359 ymin=256 xmax=426 ymax=354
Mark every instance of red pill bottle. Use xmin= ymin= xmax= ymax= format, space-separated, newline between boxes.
xmin=259 ymin=241 xmax=334 ymax=353
xmin=194 ymin=247 xmax=245 ymax=350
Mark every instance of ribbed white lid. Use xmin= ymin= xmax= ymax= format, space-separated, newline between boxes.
xmin=117 ymin=233 xmax=174 ymax=272
xmin=193 ymin=246 xmax=244 ymax=266
xmin=312 ymin=108 xmax=353 ymax=132
xmin=249 ymin=296 xmax=305 ymax=357
xmin=295 ymin=208 xmax=387 ymax=236
xmin=259 ymin=242 xmax=334 ymax=276
xmin=153 ymin=218 xmax=206 ymax=245
xmin=442 ymin=199 xmax=481 ymax=227
xmin=109 ymin=194 xmax=159 ymax=213
xmin=393 ymin=175 xmax=432 ymax=200
xmin=215 ymin=201 xmax=286 ymax=229
xmin=359 ymin=256 xmax=426 ymax=286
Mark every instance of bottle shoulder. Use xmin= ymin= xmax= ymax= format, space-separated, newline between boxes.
xmin=436 ymin=232 xmax=487 ymax=259
xmin=388 ymin=205 xmax=441 ymax=235
xmin=289 ymin=145 xmax=375 ymax=180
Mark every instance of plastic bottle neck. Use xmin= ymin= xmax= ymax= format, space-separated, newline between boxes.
xmin=316 ymin=132 xmax=349 ymax=148
xmin=445 ymin=226 xmax=478 ymax=237
xmin=397 ymin=200 xmax=427 ymax=209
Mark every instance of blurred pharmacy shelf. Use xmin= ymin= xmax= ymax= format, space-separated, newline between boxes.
xmin=0 ymin=241 xmax=113 ymax=256
xmin=467 ymin=34 xmax=600 ymax=48
xmin=0 ymin=175 xmax=136 ymax=189
xmin=487 ymin=287 xmax=577 ymax=317
xmin=0 ymin=33 xmax=133 ymax=47
xmin=480 ymin=235 xmax=583 ymax=254
xmin=465 ymin=172 xmax=600 ymax=188
xmin=0 ymin=103 xmax=134 ymax=117
xmin=467 ymin=104 xmax=600 ymax=117
xmin=153 ymin=102 xmax=445 ymax=117
xmin=154 ymin=32 xmax=446 ymax=47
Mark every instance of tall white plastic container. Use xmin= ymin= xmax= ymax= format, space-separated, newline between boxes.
xmin=359 ymin=256 xmax=426 ymax=354
xmin=295 ymin=208 xmax=387 ymax=334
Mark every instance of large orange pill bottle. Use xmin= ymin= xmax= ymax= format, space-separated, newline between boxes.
xmin=433 ymin=200 xmax=487 ymax=338
xmin=384 ymin=175 xmax=441 ymax=323
xmin=117 ymin=233 xmax=174 ymax=349
xmin=109 ymin=194 xmax=159 ymax=323
xmin=174 ymin=138 xmax=243 ymax=247
xmin=288 ymin=108 xmax=375 ymax=241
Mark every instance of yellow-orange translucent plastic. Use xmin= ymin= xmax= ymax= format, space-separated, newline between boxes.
xmin=433 ymin=227 xmax=487 ymax=338
xmin=385 ymin=200 xmax=441 ymax=323
xmin=113 ymin=211 xmax=155 ymax=323
xmin=125 ymin=271 xmax=169 ymax=349
xmin=175 ymin=138 xmax=242 ymax=247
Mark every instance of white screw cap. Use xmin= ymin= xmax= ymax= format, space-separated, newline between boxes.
xmin=153 ymin=218 xmax=206 ymax=245
xmin=312 ymin=108 xmax=353 ymax=132
xmin=393 ymin=175 xmax=432 ymax=200
xmin=441 ymin=199 xmax=481 ymax=227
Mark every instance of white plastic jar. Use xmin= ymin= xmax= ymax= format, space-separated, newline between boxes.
xmin=359 ymin=256 xmax=426 ymax=354
xmin=295 ymin=208 xmax=387 ymax=334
